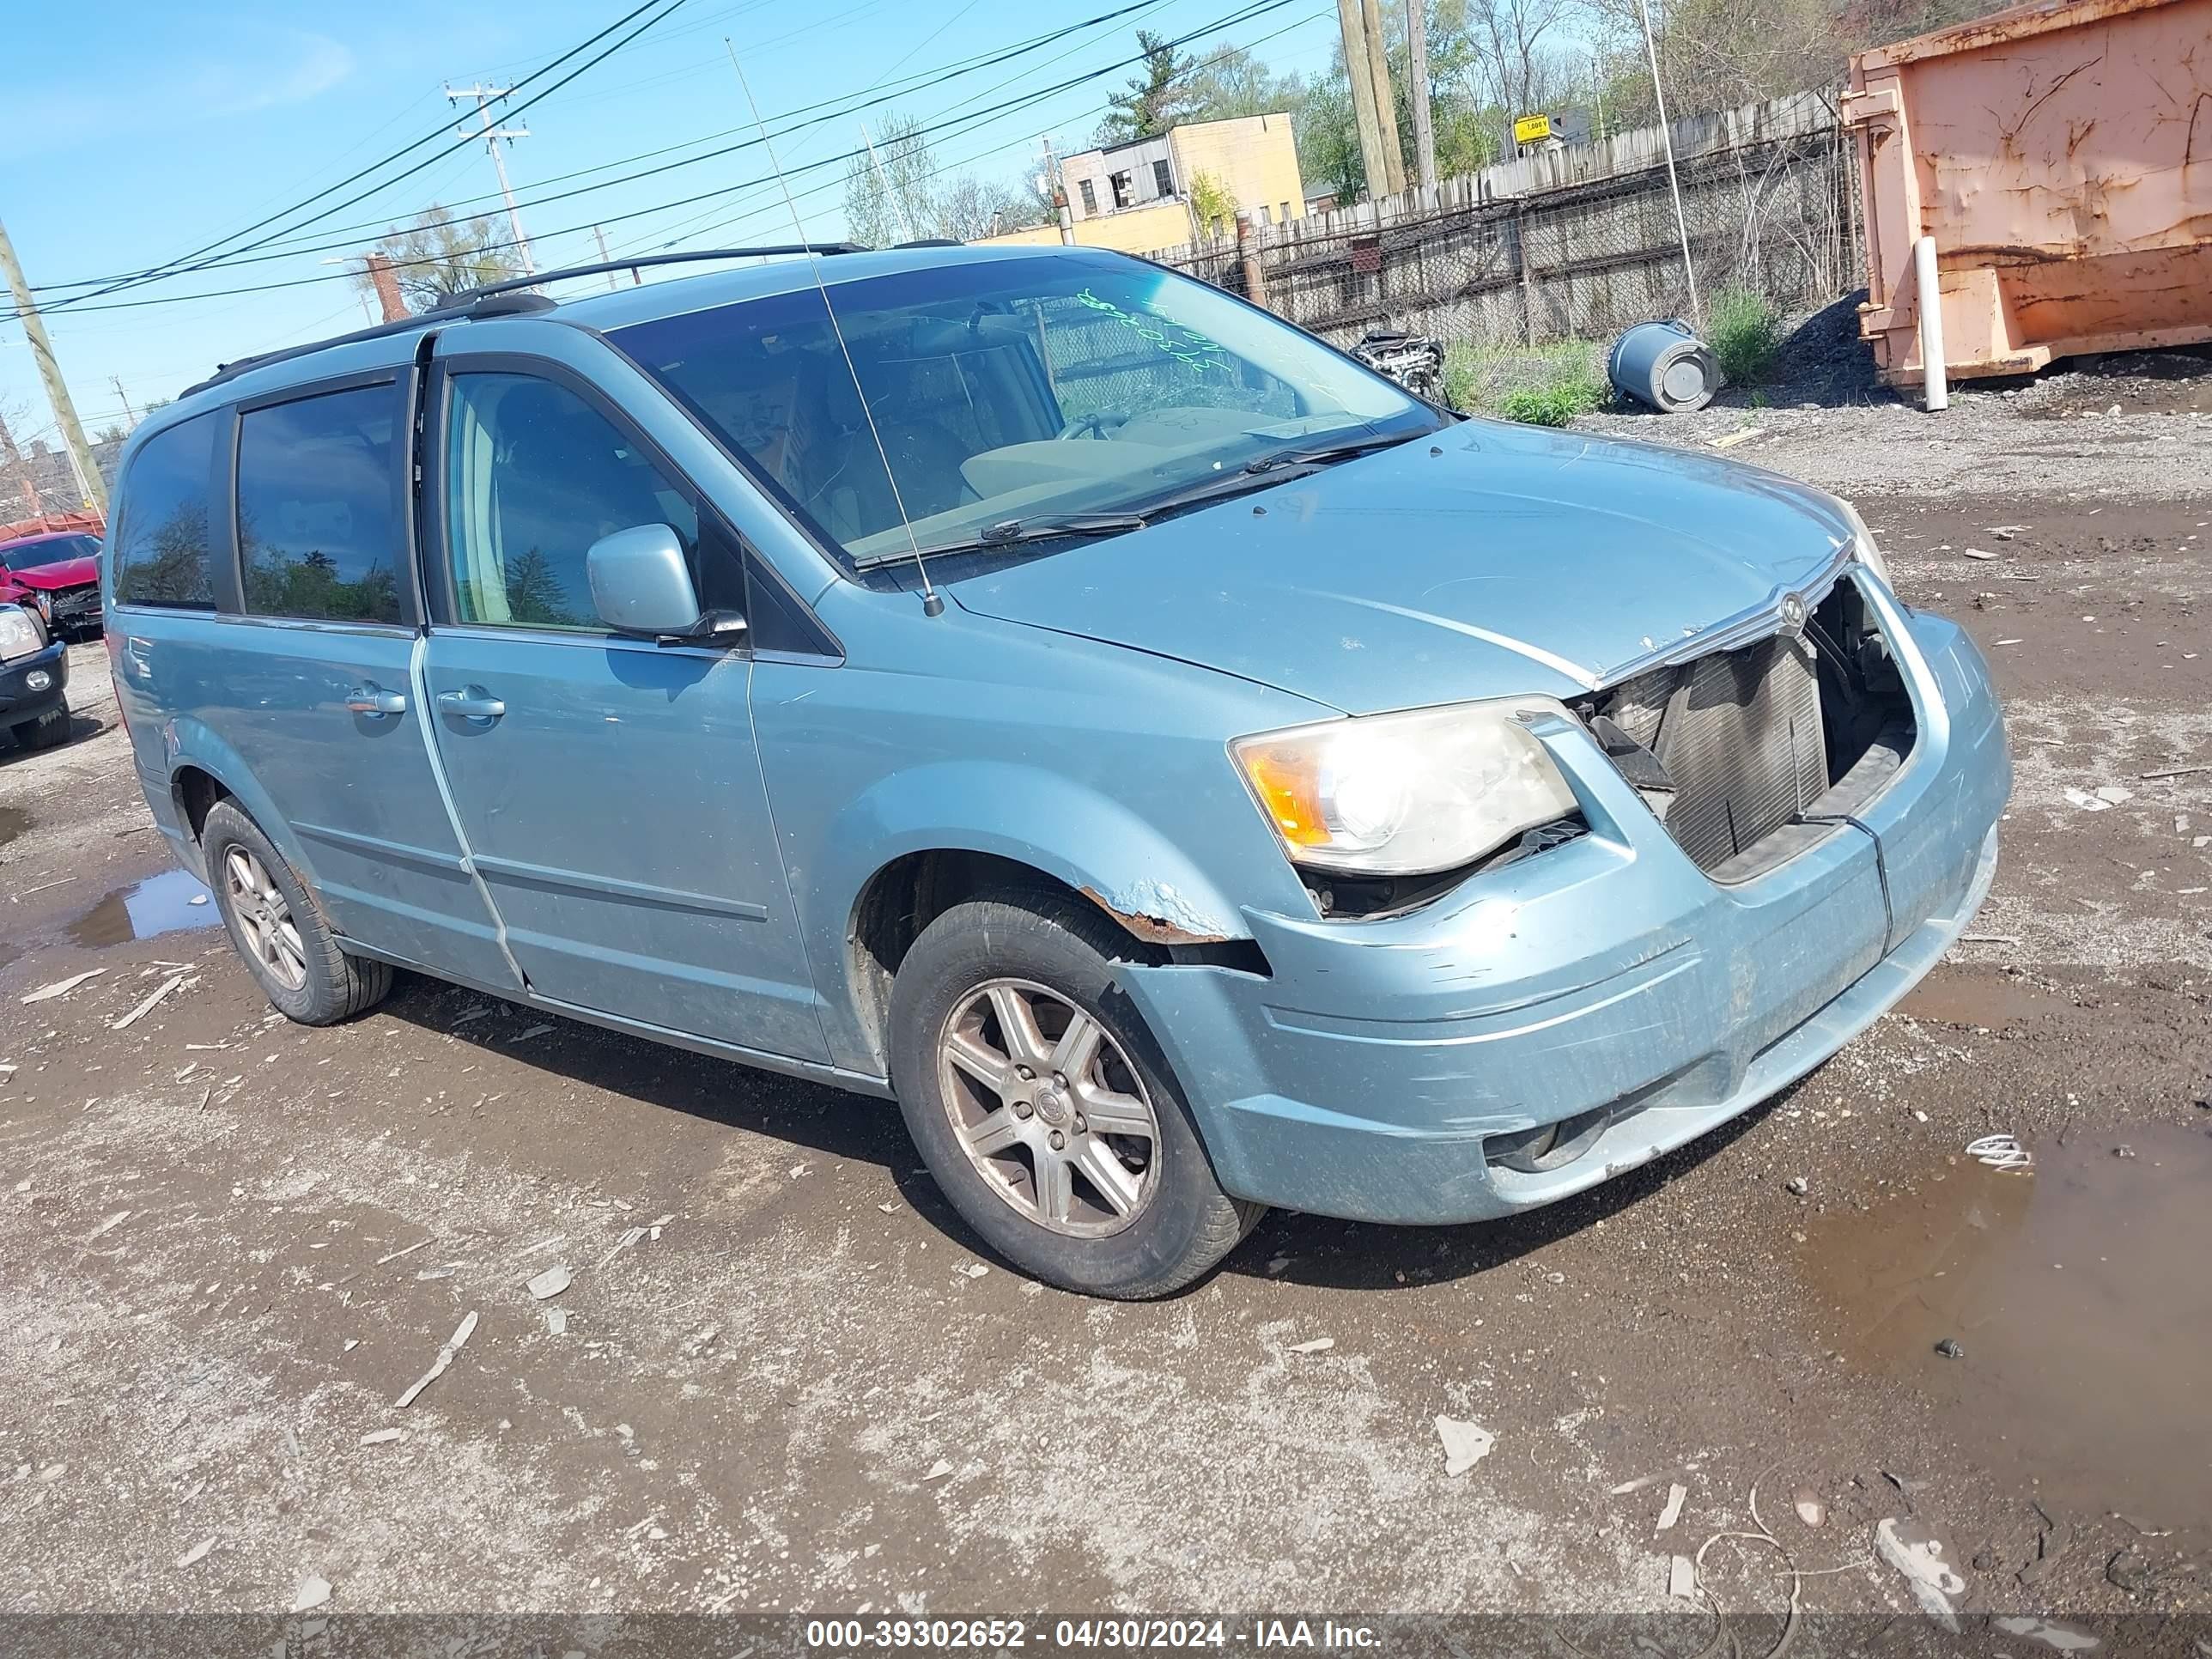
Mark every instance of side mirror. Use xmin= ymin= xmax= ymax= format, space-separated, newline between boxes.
xmin=585 ymin=524 xmax=742 ymax=641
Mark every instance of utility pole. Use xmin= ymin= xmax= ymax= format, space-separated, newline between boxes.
xmin=109 ymin=376 xmax=138 ymax=430
xmin=1040 ymin=137 xmax=1073 ymax=244
xmin=1634 ymin=0 xmax=1702 ymax=328
xmin=445 ymin=84 xmax=537 ymax=275
xmin=1405 ymin=0 xmax=1437 ymax=192
xmin=1336 ymin=0 xmax=1390 ymax=203
xmin=590 ymin=226 xmax=623 ymax=290
xmin=1359 ymin=0 xmax=1408 ymax=197
xmin=0 ymin=216 xmax=106 ymax=514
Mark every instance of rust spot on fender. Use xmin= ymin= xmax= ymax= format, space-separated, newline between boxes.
xmin=1079 ymin=885 xmax=1232 ymax=945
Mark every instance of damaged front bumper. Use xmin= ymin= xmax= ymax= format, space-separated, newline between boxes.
xmin=1119 ymin=574 xmax=2011 ymax=1226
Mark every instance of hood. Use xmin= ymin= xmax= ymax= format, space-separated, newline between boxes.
xmin=949 ymin=421 xmax=1857 ymax=714
xmin=1 ymin=554 xmax=97 ymax=591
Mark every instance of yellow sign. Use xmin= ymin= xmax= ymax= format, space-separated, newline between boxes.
xmin=1513 ymin=113 xmax=1552 ymax=144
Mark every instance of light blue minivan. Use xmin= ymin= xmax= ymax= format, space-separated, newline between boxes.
xmin=106 ymin=245 xmax=2008 ymax=1296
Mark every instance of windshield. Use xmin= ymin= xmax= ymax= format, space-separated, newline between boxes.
xmin=3 ymin=534 xmax=98 ymax=570
xmin=611 ymin=252 xmax=1435 ymax=568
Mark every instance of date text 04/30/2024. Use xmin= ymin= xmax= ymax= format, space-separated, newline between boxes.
xmin=802 ymin=1620 xmax=1382 ymax=1649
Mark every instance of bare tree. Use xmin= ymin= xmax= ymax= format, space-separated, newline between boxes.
xmin=843 ymin=112 xmax=1031 ymax=243
xmin=357 ymin=207 xmax=523 ymax=313
xmin=931 ymin=175 xmax=1021 ymax=241
xmin=843 ymin=114 xmax=940 ymax=247
xmin=1440 ymin=0 xmax=1577 ymax=118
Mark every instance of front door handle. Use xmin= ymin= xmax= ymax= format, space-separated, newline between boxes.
xmin=344 ymin=683 xmax=407 ymax=717
xmin=437 ymin=686 xmax=507 ymax=723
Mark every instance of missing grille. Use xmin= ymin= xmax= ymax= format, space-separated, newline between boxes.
xmin=1583 ymin=581 xmax=1915 ymax=878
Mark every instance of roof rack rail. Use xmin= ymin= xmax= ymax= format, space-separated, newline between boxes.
xmin=180 ymin=244 xmax=866 ymax=400
xmin=448 ymin=244 xmax=866 ymax=305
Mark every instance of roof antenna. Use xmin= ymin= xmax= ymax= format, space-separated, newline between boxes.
xmin=723 ymin=37 xmax=944 ymax=617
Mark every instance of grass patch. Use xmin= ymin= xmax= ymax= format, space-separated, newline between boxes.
xmin=1707 ymin=289 xmax=1784 ymax=385
xmin=1443 ymin=340 xmax=1607 ymax=427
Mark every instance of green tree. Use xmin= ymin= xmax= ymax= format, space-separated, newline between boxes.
xmin=1099 ymin=30 xmax=1197 ymax=141
xmin=1188 ymin=172 xmax=1238 ymax=239
xmin=1296 ymin=68 xmax=1366 ymax=204
xmin=125 ymin=503 xmax=213 ymax=605
xmin=501 ymin=548 xmax=577 ymax=627
xmin=1180 ymin=40 xmax=1302 ymax=122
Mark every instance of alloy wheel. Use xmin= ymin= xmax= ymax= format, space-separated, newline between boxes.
xmin=224 ymin=846 xmax=309 ymax=993
xmin=936 ymin=978 xmax=1161 ymax=1237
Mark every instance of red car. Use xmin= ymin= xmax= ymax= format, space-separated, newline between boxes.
xmin=0 ymin=530 xmax=103 ymax=641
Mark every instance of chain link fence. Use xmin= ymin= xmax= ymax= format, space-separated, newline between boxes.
xmin=1153 ymin=90 xmax=1861 ymax=401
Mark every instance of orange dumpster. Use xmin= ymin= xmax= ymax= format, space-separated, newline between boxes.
xmin=1844 ymin=0 xmax=2212 ymax=387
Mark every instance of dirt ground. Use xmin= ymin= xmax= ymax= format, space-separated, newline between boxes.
xmin=3 ymin=368 xmax=2209 ymax=1631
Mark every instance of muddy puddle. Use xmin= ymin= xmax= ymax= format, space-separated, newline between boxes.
xmin=1799 ymin=1121 xmax=2212 ymax=1528
xmin=0 ymin=805 xmax=28 ymax=851
xmin=66 ymin=867 xmax=218 ymax=948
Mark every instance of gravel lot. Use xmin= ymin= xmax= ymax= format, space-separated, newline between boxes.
xmin=3 ymin=361 xmax=2208 ymax=1632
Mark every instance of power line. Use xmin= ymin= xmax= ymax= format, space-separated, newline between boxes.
xmin=33 ymin=0 xmax=1165 ymax=293
xmin=5 ymin=0 xmax=1308 ymax=324
xmin=611 ymin=0 xmax=1185 ymax=254
xmin=665 ymin=9 xmax=1331 ymax=250
xmin=33 ymin=0 xmax=691 ymax=317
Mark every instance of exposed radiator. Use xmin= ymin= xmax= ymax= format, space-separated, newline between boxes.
xmin=1601 ymin=635 xmax=1828 ymax=872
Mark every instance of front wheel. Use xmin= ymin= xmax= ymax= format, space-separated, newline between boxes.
xmin=889 ymin=890 xmax=1261 ymax=1298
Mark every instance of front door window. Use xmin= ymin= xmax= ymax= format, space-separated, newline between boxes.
xmin=442 ymin=373 xmax=708 ymax=630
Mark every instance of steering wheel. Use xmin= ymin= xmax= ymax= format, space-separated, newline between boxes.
xmin=1054 ymin=411 xmax=1129 ymax=441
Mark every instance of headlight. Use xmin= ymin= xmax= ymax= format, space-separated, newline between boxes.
xmin=1832 ymin=495 xmax=1892 ymax=588
xmin=0 ymin=605 xmax=44 ymax=663
xmin=1232 ymin=699 xmax=1580 ymax=877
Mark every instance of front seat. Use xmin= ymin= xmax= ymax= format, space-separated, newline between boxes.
xmin=800 ymin=369 xmax=971 ymax=538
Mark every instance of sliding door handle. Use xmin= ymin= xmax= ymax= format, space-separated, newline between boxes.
xmin=437 ymin=687 xmax=507 ymax=723
xmin=344 ymin=684 xmax=407 ymax=716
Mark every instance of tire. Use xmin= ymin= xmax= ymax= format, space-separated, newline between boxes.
xmin=11 ymin=707 xmax=70 ymax=750
xmin=888 ymin=889 xmax=1263 ymax=1298
xmin=201 ymin=799 xmax=391 ymax=1025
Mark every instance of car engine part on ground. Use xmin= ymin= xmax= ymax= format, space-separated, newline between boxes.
xmin=1352 ymin=330 xmax=1449 ymax=407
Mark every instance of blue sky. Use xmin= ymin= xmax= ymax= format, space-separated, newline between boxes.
xmin=0 ymin=0 xmax=1346 ymax=452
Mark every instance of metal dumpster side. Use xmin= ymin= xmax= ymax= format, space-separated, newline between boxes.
xmin=1844 ymin=0 xmax=2212 ymax=386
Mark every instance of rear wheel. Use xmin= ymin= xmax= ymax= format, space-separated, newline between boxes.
xmin=889 ymin=890 xmax=1261 ymax=1297
xmin=202 ymin=800 xmax=390 ymax=1025
xmin=11 ymin=707 xmax=70 ymax=750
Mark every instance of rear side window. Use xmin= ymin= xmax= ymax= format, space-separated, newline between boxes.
xmin=238 ymin=386 xmax=404 ymax=623
xmin=112 ymin=415 xmax=217 ymax=609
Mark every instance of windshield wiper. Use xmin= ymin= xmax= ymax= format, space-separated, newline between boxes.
xmin=1119 ymin=428 xmax=1433 ymax=522
xmin=1237 ymin=429 xmax=1429 ymax=474
xmin=859 ymin=513 xmax=1148 ymax=565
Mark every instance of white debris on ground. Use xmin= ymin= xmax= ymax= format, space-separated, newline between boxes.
xmin=1875 ymin=1517 xmax=1966 ymax=1632
xmin=392 ymin=1311 xmax=478 ymax=1409
xmin=1435 ymin=1416 xmax=1495 ymax=1476
xmin=526 ymin=1264 xmax=572 ymax=1300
